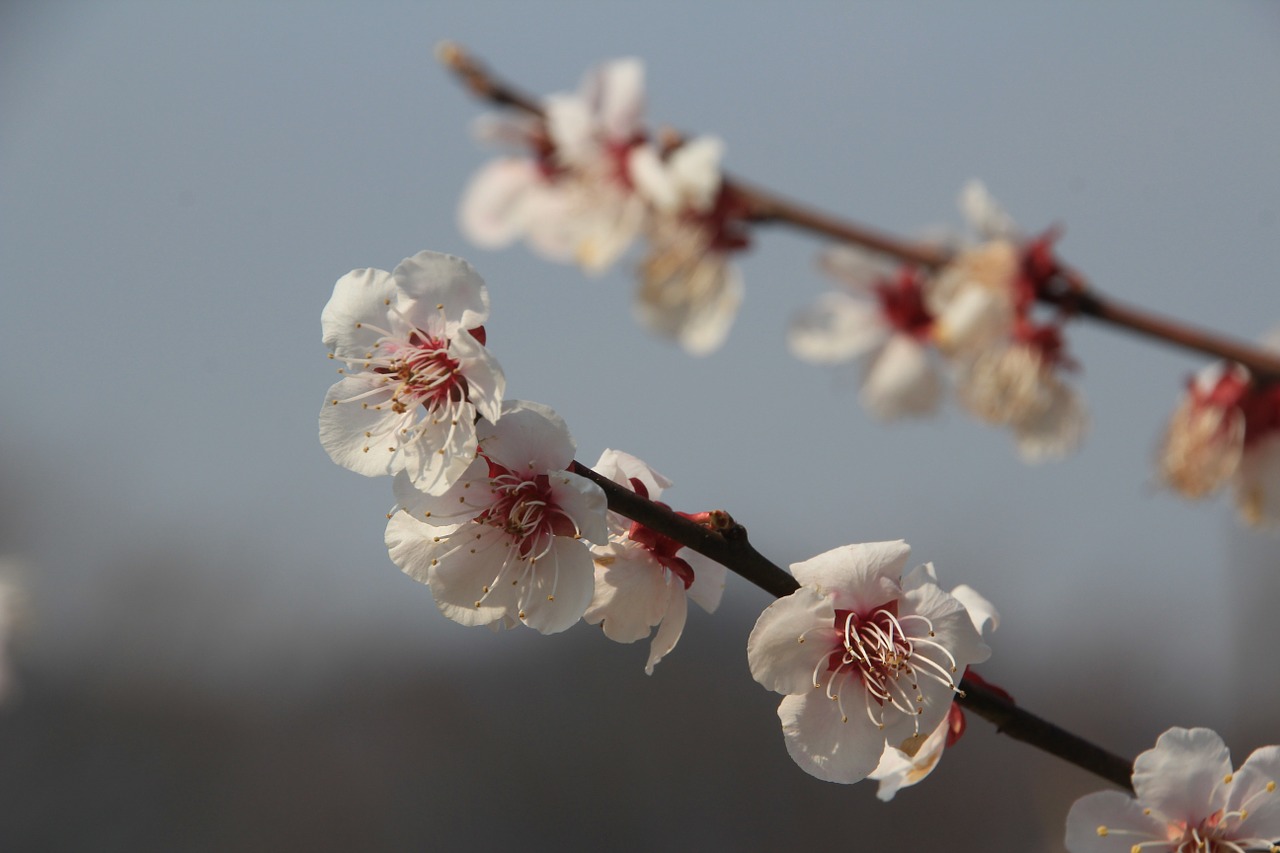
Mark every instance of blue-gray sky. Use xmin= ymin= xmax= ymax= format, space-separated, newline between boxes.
xmin=2 ymin=0 xmax=1279 ymax=832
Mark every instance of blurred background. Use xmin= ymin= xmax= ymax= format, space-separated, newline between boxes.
xmin=3 ymin=2 xmax=1278 ymax=850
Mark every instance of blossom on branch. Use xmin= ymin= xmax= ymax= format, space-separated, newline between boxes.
xmin=583 ymin=449 xmax=727 ymax=674
xmin=789 ymin=246 xmax=943 ymax=419
xmin=867 ymin=583 xmax=1000 ymax=800
xmin=1160 ymin=359 xmax=1280 ymax=526
xmin=458 ymin=59 xmax=649 ymax=274
xmin=631 ymin=136 xmax=750 ymax=354
xmin=1065 ymin=727 xmax=1280 ymax=853
xmin=385 ymin=400 xmax=608 ymax=634
xmin=320 ymin=251 xmax=504 ymax=495
xmin=747 ymin=541 xmax=990 ymax=784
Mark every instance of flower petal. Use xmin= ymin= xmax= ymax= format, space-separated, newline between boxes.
xmin=645 ymin=581 xmax=686 ymax=675
xmin=321 ymin=266 xmax=398 ymax=358
xmin=1064 ymin=790 xmax=1168 ymax=853
xmin=479 ymin=400 xmax=576 ymax=473
xmin=860 ymin=334 xmax=943 ymax=420
xmin=585 ymin=544 xmax=669 ymax=643
xmin=1132 ymin=727 xmax=1232 ymax=825
xmin=518 ymin=535 xmax=596 ymax=635
xmin=789 ymin=541 xmax=910 ymax=613
xmin=457 ymin=157 xmax=545 ymax=249
xmin=747 ymin=587 xmax=836 ymax=695
xmin=319 ymin=375 xmax=403 ymax=477
xmin=393 ymin=251 xmax=491 ymax=332
xmin=778 ymin=690 xmax=887 ymax=784
xmin=684 ymin=550 xmax=727 ymax=613
xmin=1227 ymin=744 xmax=1280 ymax=842
xmin=788 ymin=292 xmax=888 ymax=366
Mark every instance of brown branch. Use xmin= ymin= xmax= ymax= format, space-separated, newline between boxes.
xmin=440 ymin=42 xmax=1280 ymax=382
xmin=570 ymin=459 xmax=1135 ymax=792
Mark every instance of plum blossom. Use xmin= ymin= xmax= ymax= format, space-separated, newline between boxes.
xmin=935 ymin=182 xmax=1088 ymax=461
xmin=458 ymin=58 xmax=649 ymax=274
xmin=867 ymin=583 xmax=999 ymax=800
xmin=385 ymin=400 xmax=607 ymax=635
xmin=1065 ymin=727 xmax=1280 ymax=853
xmin=320 ymin=251 xmax=504 ymax=495
xmin=631 ymin=136 xmax=750 ymax=354
xmin=583 ymin=449 xmax=727 ymax=674
xmin=747 ymin=541 xmax=990 ymax=784
xmin=1159 ymin=359 xmax=1280 ymax=526
xmin=789 ymin=246 xmax=944 ymax=419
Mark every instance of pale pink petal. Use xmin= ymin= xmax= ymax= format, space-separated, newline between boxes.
xmin=1132 ymin=727 xmax=1233 ymax=825
xmin=479 ymin=400 xmax=576 ymax=473
xmin=1065 ymin=790 xmax=1169 ymax=853
xmin=747 ymin=587 xmax=836 ymax=695
xmin=645 ymin=581 xmax=686 ymax=675
xmin=778 ymin=690 xmax=887 ymax=784
xmin=319 ymin=375 xmax=404 ymax=477
xmin=395 ymin=400 xmax=480 ymax=495
xmin=585 ymin=545 xmax=670 ymax=643
xmin=547 ymin=469 xmax=609 ymax=545
xmin=788 ymin=292 xmax=889 ymax=365
xmin=384 ymin=512 xmax=460 ymax=586
xmin=449 ymin=330 xmax=506 ymax=425
xmin=423 ymin=524 xmax=524 ymax=628
xmin=789 ymin=541 xmax=910 ymax=613
xmin=860 ymin=334 xmax=943 ymax=420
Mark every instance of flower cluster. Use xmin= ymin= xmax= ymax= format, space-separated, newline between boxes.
xmin=1066 ymin=727 xmax=1280 ymax=853
xmin=789 ymin=182 xmax=1088 ymax=462
xmin=322 ymin=251 xmax=726 ymax=660
xmin=1159 ymin=358 xmax=1280 ymax=527
xmin=458 ymin=58 xmax=751 ymax=354
xmin=747 ymin=540 xmax=991 ymax=784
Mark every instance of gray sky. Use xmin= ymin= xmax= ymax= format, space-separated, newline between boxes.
xmin=2 ymin=0 xmax=1279 ymax=797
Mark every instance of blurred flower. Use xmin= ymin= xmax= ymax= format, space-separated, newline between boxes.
xmin=790 ymin=248 xmax=943 ymax=419
xmin=747 ymin=541 xmax=990 ymax=784
xmin=1160 ymin=359 xmax=1280 ymax=526
xmin=867 ymin=583 xmax=999 ymax=800
xmin=385 ymin=400 xmax=607 ymax=635
xmin=583 ymin=449 xmax=726 ymax=674
xmin=1065 ymin=727 xmax=1280 ymax=853
xmin=458 ymin=59 xmax=649 ymax=274
xmin=320 ymin=251 xmax=504 ymax=495
xmin=632 ymin=136 xmax=749 ymax=354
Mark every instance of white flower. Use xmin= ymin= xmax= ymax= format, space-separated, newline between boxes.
xmin=867 ymin=583 xmax=999 ymax=800
xmin=631 ymin=137 xmax=746 ymax=354
xmin=1159 ymin=359 xmax=1280 ymax=526
xmin=458 ymin=59 xmax=650 ymax=274
xmin=789 ymin=247 xmax=944 ymax=420
xmin=1065 ymin=727 xmax=1280 ymax=853
xmin=583 ymin=449 xmax=727 ymax=674
xmin=747 ymin=541 xmax=990 ymax=784
xmin=320 ymin=251 xmax=505 ymax=495
xmin=385 ymin=400 xmax=607 ymax=635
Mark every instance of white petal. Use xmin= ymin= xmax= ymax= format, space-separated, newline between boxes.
xmin=385 ymin=511 xmax=460 ymax=586
xmin=425 ymin=524 xmax=523 ymax=627
xmin=868 ymin=713 xmax=951 ymax=801
xmin=948 ymin=583 xmax=1000 ymax=636
xmin=450 ymin=329 xmax=506 ymax=425
xmin=667 ymin=136 xmax=723 ymax=213
xmin=778 ymin=691 xmax=887 ymax=784
xmin=644 ymin=582 xmax=686 ymax=675
xmin=1229 ymin=744 xmax=1280 ymax=842
xmin=544 ymin=93 xmax=593 ymax=166
xmin=1132 ymin=727 xmax=1232 ymax=825
xmin=457 ymin=157 xmax=544 ymax=248
xmin=818 ymin=244 xmax=896 ymax=293
xmin=321 ymin=267 xmax=398 ymax=358
xmin=860 ymin=334 xmax=943 ymax=420
xmin=1235 ymin=433 xmax=1280 ymax=526
xmin=591 ymin=448 xmax=673 ymax=499
xmin=585 ymin=545 xmax=669 ymax=642
xmin=1014 ymin=381 xmax=1089 ymax=463
xmin=789 ymin=541 xmax=910 ymax=614
xmin=746 ymin=587 xmax=836 ymax=695
xmin=548 ymin=469 xmax=609 ymax=545
xmin=518 ymin=535 xmax=596 ymax=635
xmin=959 ymin=179 xmax=1016 ymax=240
xmin=393 ymin=461 xmax=491 ymax=527
xmin=628 ymin=144 xmax=678 ymax=211
xmin=1064 ymin=790 xmax=1168 ymax=853
xmin=393 ymin=251 xmax=491 ymax=332
xmin=684 ymin=550 xmax=727 ymax=613
xmin=395 ymin=401 xmax=480 ymax=496
xmin=480 ymin=400 xmax=576 ymax=473
xmin=788 ymin=292 xmax=888 ymax=365
xmin=318 ymin=375 xmax=404 ymax=477
xmin=586 ymin=58 xmax=645 ymax=142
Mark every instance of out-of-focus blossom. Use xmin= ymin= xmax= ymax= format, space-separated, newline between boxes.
xmin=385 ymin=400 xmax=607 ymax=635
xmin=632 ymin=136 xmax=750 ymax=354
xmin=790 ymin=247 xmax=943 ymax=419
xmin=583 ymin=449 xmax=726 ymax=674
xmin=867 ymin=583 xmax=999 ymax=800
xmin=458 ymin=59 xmax=650 ymax=274
xmin=1065 ymin=727 xmax=1280 ymax=853
xmin=747 ymin=541 xmax=990 ymax=784
xmin=320 ymin=251 xmax=504 ymax=495
xmin=1159 ymin=359 xmax=1280 ymax=526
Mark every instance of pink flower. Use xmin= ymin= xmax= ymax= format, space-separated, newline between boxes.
xmin=583 ymin=449 xmax=726 ymax=674
xmin=1065 ymin=727 xmax=1280 ymax=853
xmin=385 ymin=400 xmax=607 ymax=634
xmin=747 ymin=541 xmax=990 ymax=784
xmin=1160 ymin=360 xmax=1280 ymax=526
xmin=320 ymin=251 xmax=504 ymax=495
xmin=789 ymin=247 xmax=944 ymax=420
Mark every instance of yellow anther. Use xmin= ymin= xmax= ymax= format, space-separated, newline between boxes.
xmin=1268 ymin=781 xmax=1277 ymax=793
xmin=1224 ymin=773 xmax=1234 ymax=784
xmin=1096 ymin=827 xmax=1109 ymax=838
